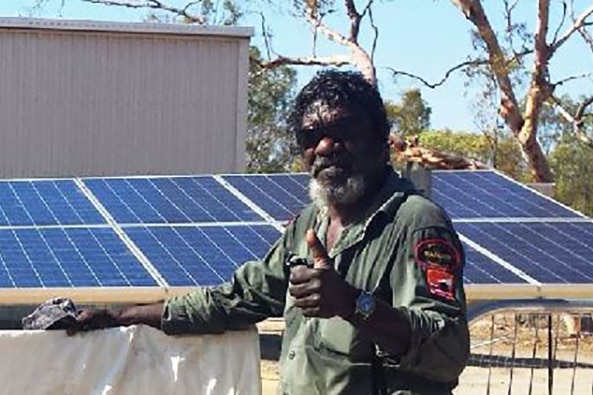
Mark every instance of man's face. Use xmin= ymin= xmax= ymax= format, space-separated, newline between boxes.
xmin=297 ymin=101 xmax=384 ymax=207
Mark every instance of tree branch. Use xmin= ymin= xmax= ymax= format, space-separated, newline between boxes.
xmin=451 ymin=0 xmax=554 ymax=181
xmin=522 ymin=0 xmax=552 ymax=133
xmin=550 ymin=95 xmax=593 ymax=149
xmin=550 ymin=1 xmax=568 ymax=45
xmin=502 ymin=0 xmax=522 ymax=56
xmin=575 ymin=96 xmax=593 ymax=123
xmin=578 ymin=24 xmax=593 ymax=52
xmin=344 ymin=0 xmax=361 ymax=43
xmin=304 ymin=6 xmax=351 ymax=47
xmin=366 ymin=2 xmax=379 ymax=63
xmin=303 ymin=1 xmax=376 ymax=83
xmin=257 ymin=11 xmax=273 ymax=60
xmin=450 ymin=0 xmax=524 ymax=134
xmin=259 ymin=55 xmax=351 ymax=69
xmin=81 ymin=0 xmax=206 ymax=23
xmin=386 ymin=59 xmax=485 ymax=89
xmin=552 ymin=72 xmax=593 ymax=88
xmin=386 ymin=48 xmax=532 ymax=89
xmin=549 ymin=3 xmax=593 ymax=54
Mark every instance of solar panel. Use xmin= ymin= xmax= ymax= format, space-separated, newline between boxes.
xmin=222 ymin=171 xmax=584 ymax=222
xmin=83 ymin=176 xmax=265 ymax=224
xmin=456 ymin=221 xmax=593 ymax=284
xmin=0 ymin=180 xmax=105 ymax=226
xmin=0 ymin=170 xmax=589 ymax=303
xmin=462 ymin=243 xmax=528 ymax=285
xmin=222 ymin=174 xmax=309 ymax=222
xmin=124 ymin=225 xmax=281 ymax=286
xmin=0 ymin=227 xmax=157 ymax=288
xmin=432 ymin=171 xmax=581 ymax=219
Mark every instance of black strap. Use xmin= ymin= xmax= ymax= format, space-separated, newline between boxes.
xmin=371 ymin=350 xmax=388 ymax=395
xmin=374 ymin=357 xmax=457 ymax=393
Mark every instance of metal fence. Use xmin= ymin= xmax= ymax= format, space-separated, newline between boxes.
xmin=458 ymin=300 xmax=593 ymax=395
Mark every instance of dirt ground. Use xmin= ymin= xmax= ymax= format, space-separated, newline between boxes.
xmin=257 ymin=315 xmax=593 ymax=395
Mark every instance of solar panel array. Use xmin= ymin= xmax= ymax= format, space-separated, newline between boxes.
xmin=432 ymin=171 xmax=592 ymax=292
xmin=0 ymin=170 xmax=591 ymax=303
xmin=222 ymin=171 xmax=593 ymax=297
xmin=0 ymin=175 xmax=284 ymax=303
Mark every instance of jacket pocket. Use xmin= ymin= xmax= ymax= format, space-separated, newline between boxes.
xmin=315 ymin=317 xmax=374 ymax=361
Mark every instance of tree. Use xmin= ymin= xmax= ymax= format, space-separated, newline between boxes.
xmin=417 ymin=129 xmax=525 ymax=179
xmin=38 ymin=0 xmax=385 ymax=85
xmin=246 ymin=47 xmax=298 ymax=172
xmin=257 ymin=0 xmax=379 ymax=84
xmin=545 ymin=96 xmax=593 ymax=216
xmin=385 ymin=89 xmax=432 ymax=137
xmin=32 ymin=0 xmax=593 ymax=182
xmin=447 ymin=0 xmax=593 ymax=182
xmin=33 ymin=0 xmax=242 ymax=25
xmin=550 ymin=140 xmax=593 ymax=217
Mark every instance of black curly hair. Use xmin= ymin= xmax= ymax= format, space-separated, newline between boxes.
xmin=287 ymin=69 xmax=390 ymax=145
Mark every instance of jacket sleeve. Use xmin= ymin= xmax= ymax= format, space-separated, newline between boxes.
xmin=161 ymin=222 xmax=297 ymax=335
xmin=387 ymin=197 xmax=470 ymax=383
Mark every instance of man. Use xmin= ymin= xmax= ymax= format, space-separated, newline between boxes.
xmin=71 ymin=70 xmax=470 ymax=394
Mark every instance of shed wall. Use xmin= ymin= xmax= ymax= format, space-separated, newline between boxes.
xmin=0 ymin=22 xmax=250 ymax=178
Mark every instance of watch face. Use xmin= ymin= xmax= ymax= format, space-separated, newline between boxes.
xmin=357 ymin=292 xmax=375 ymax=318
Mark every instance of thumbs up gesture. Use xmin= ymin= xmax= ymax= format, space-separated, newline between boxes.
xmin=288 ymin=229 xmax=357 ymax=318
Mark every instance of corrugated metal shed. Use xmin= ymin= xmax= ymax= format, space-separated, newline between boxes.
xmin=0 ymin=18 xmax=253 ymax=178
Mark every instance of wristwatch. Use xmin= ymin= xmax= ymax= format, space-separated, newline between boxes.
xmin=353 ymin=291 xmax=375 ymax=320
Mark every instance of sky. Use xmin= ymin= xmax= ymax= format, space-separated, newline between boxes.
xmin=0 ymin=0 xmax=591 ymax=133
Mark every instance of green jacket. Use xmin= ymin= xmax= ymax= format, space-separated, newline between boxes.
xmin=162 ymin=170 xmax=470 ymax=394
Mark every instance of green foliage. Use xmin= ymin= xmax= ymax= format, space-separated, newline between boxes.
xmin=246 ymin=47 xmax=299 ymax=173
xmin=292 ymin=0 xmax=336 ymax=16
xmin=418 ymin=129 xmax=526 ymax=179
xmin=199 ymin=0 xmax=243 ymax=25
xmin=419 ymin=130 xmax=488 ymax=159
xmin=537 ymin=95 xmax=593 ymax=154
xmin=385 ymin=89 xmax=431 ymax=137
xmin=550 ymin=144 xmax=593 ymax=218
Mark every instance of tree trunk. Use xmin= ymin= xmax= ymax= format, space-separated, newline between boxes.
xmin=451 ymin=0 xmax=554 ymax=182
xmin=350 ymin=46 xmax=376 ymax=86
xmin=518 ymin=122 xmax=554 ymax=181
xmin=517 ymin=0 xmax=554 ymax=182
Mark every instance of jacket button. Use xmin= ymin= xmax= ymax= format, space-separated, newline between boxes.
xmin=288 ymin=351 xmax=296 ymax=360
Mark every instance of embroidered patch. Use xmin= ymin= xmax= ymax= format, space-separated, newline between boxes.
xmin=414 ymin=238 xmax=461 ymax=270
xmin=426 ymin=268 xmax=456 ymax=301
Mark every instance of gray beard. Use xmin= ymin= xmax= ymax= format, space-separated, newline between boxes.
xmin=309 ymin=174 xmax=366 ymax=212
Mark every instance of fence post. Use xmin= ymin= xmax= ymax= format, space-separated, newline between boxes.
xmin=548 ymin=314 xmax=553 ymax=395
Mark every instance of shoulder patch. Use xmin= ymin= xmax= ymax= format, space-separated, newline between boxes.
xmin=426 ymin=268 xmax=456 ymax=301
xmin=414 ymin=238 xmax=461 ymax=270
xmin=414 ymin=237 xmax=461 ymax=302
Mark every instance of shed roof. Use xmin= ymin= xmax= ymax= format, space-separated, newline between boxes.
xmin=0 ymin=17 xmax=254 ymax=39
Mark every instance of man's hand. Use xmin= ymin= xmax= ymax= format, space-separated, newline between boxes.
xmin=288 ymin=229 xmax=357 ymax=318
xmin=67 ymin=303 xmax=164 ymax=335
xmin=66 ymin=309 xmax=121 ymax=335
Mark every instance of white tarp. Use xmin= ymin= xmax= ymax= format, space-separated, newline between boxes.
xmin=0 ymin=325 xmax=261 ymax=395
